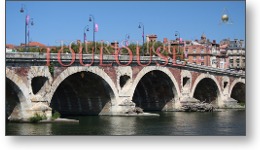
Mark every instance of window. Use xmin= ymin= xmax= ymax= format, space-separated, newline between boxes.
xmin=201 ymin=56 xmax=204 ymax=60
xmin=201 ymin=49 xmax=204 ymax=53
xmin=193 ymin=56 xmax=196 ymax=60
xmin=201 ymin=62 xmax=204 ymax=65
xmin=229 ymin=59 xmax=233 ymax=63
xmin=193 ymin=49 xmax=196 ymax=53
xmin=212 ymin=59 xmax=217 ymax=64
xmin=236 ymin=59 xmax=240 ymax=63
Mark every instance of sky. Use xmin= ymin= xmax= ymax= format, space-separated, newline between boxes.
xmin=6 ymin=1 xmax=245 ymax=46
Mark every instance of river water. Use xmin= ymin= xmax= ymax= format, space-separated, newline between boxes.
xmin=6 ymin=109 xmax=245 ymax=136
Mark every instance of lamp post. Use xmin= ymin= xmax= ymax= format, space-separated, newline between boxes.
xmin=125 ymin=34 xmax=130 ymax=46
xmin=83 ymin=25 xmax=89 ymax=43
xmin=138 ymin=22 xmax=144 ymax=55
xmin=175 ymin=31 xmax=180 ymax=60
xmin=20 ymin=4 xmax=34 ymax=52
xmin=89 ymin=15 xmax=96 ymax=52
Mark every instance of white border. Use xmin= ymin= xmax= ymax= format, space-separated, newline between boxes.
xmin=1 ymin=0 xmax=259 ymax=150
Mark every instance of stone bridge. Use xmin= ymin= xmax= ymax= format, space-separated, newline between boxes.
xmin=6 ymin=52 xmax=245 ymax=121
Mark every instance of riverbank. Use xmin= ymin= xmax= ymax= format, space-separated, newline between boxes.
xmin=6 ymin=118 xmax=79 ymax=123
xmin=109 ymin=112 xmax=160 ymax=117
xmin=40 ymin=118 xmax=79 ymax=123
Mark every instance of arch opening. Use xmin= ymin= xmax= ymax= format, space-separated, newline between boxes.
xmin=120 ymin=75 xmax=130 ymax=88
xmin=193 ymin=78 xmax=220 ymax=104
xmin=231 ymin=82 xmax=245 ymax=104
xmin=6 ymin=78 xmax=21 ymax=120
xmin=31 ymin=76 xmax=48 ymax=94
xmin=50 ymin=71 xmax=115 ymax=116
xmin=132 ymin=70 xmax=177 ymax=111
xmin=183 ymin=77 xmax=190 ymax=87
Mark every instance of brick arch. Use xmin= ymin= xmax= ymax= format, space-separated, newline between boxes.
xmin=27 ymin=66 xmax=53 ymax=96
xmin=6 ymin=68 xmax=29 ymax=103
xmin=229 ymin=78 xmax=245 ymax=97
xmin=48 ymin=66 xmax=118 ymax=104
xmin=129 ymin=66 xmax=181 ymax=100
xmin=190 ymin=73 xmax=222 ymax=98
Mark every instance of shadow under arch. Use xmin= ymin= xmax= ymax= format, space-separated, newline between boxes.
xmin=132 ymin=70 xmax=179 ymax=111
xmin=6 ymin=78 xmax=27 ymax=120
xmin=230 ymin=82 xmax=245 ymax=104
xmin=50 ymin=71 xmax=116 ymax=116
xmin=192 ymin=77 xmax=221 ymax=104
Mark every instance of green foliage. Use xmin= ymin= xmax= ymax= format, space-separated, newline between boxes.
xmin=142 ymin=41 xmax=163 ymax=55
xmin=29 ymin=113 xmax=47 ymax=123
xmin=239 ymin=102 xmax=245 ymax=106
xmin=28 ymin=47 xmax=40 ymax=52
xmin=52 ymin=111 xmax=61 ymax=120
xmin=70 ymin=43 xmax=79 ymax=53
xmin=49 ymin=62 xmax=54 ymax=76
xmin=14 ymin=41 xmax=184 ymax=60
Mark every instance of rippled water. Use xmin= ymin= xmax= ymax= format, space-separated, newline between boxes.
xmin=6 ymin=110 xmax=245 ymax=136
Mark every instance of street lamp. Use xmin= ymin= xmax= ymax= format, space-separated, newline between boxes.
xmin=125 ymin=34 xmax=130 ymax=46
xmin=83 ymin=25 xmax=89 ymax=43
xmin=20 ymin=4 xmax=34 ymax=52
xmin=175 ymin=31 xmax=181 ymax=60
xmin=138 ymin=22 xmax=144 ymax=55
xmin=89 ymin=14 xmax=96 ymax=52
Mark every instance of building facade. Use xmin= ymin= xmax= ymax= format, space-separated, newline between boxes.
xmin=225 ymin=39 xmax=245 ymax=70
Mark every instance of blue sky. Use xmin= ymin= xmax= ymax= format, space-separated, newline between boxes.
xmin=6 ymin=1 xmax=245 ymax=46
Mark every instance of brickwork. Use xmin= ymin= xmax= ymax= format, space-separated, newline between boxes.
xmin=6 ymin=64 xmax=245 ymax=121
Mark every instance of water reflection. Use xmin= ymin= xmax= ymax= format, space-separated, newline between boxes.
xmin=101 ymin=116 xmax=138 ymax=135
xmin=7 ymin=123 xmax=53 ymax=135
xmin=6 ymin=110 xmax=245 ymax=136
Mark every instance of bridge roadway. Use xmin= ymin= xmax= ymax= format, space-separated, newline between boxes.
xmin=5 ymin=52 xmax=245 ymax=121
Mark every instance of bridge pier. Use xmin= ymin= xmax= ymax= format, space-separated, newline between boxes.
xmin=8 ymin=99 xmax=52 ymax=122
xmin=220 ymin=95 xmax=243 ymax=108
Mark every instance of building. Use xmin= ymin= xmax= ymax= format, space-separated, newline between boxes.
xmin=208 ymin=40 xmax=229 ymax=69
xmin=169 ymin=38 xmax=185 ymax=60
xmin=146 ymin=34 xmax=157 ymax=43
xmin=225 ymin=39 xmax=245 ymax=70
xmin=185 ymin=43 xmax=210 ymax=66
xmin=184 ymin=34 xmax=211 ymax=66
xmin=6 ymin=44 xmax=16 ymax=52
xmin=111 ymin=41 xmax=120 ymax=51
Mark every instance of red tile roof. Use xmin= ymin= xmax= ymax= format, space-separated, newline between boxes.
xmin=6 ymin=44 xmax=15 ymax=49
xmin=28 ymin=41 xmax=46 ymax=47
xmin=220 ymin=44 xmax=228 ymax=49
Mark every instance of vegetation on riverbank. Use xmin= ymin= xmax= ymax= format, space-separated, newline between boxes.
xmin=29 ymin=113 xmax=47 ymax=123
xmin=51 ymin=111 xmax=61 ymax=120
